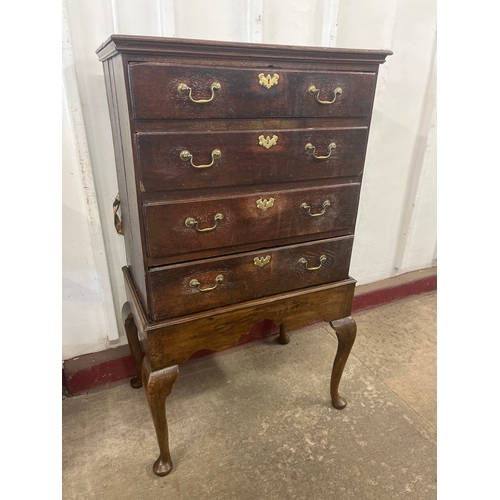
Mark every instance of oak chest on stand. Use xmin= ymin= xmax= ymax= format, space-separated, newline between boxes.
xmin=96 ymin=35 xmax=391 ymax=476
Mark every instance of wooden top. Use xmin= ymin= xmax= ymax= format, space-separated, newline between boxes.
xmin=96 ymin=34 xmax=392 ymax=65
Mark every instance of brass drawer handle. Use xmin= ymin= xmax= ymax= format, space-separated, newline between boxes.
xmin=308 ymin=85 xmax=342 ymax=105
xmin=113 ymin=193 xmax=124 ymax=235
xmin=300 ymin=200 xmax=331 ymax=217
xmin=189 ymin=274 xmax=224 ymax=292
xmin=305 ymin=142 xmax=336 ymax=159
xmin=298 ymin=255 xmax=327 ymax=271
xmin=177 ymin=82 xmax=221 ymax=103
xmin=185 ymin=213 xmax=224 ymax=232
xmin=180 ymin=149 xmax=221 ymax=169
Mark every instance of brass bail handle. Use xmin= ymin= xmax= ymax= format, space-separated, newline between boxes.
xmin=180 ymin=149 xmax=221 ymax=169
xmin=185 ymin=213 xmax=224 ymax=232
xmin=308 ymin=85 xmax=342 ymax=105
xmin=298 ymin=255 xmax=327 ymax=271
xmin=305 ymin=142 xmax=336 ymax=159
xmin=300 ymin=200 xmax=331 ymax=217
xmin=178 ymin=82 xmax=221 ymax=103
xmin=189 ymin=275 xmax=224 ymax=292
xmin=113 ymin=193 xmax=124 ymax=235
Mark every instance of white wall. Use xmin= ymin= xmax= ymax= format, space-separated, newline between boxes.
xmin=336 ymin=0 xmax=437 ymax=283
xmin=62 ymin=0 xmax=437 ymax=360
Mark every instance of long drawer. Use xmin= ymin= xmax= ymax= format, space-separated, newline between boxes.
xmin=136 ymin=127 xmax=368 ymax=193
xmin=129 ymin=63 xmax=377 ymax=120
xmin=144 ymin=183 xmax=361 ymax=264
xmin=148 ymin=236 xmax=354 ymax=320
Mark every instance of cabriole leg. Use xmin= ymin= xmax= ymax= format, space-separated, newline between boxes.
xmin=142 ymin=357 xmax=179 ymax=477
xmin=329 ymin=316 xmax=357 ymax=410
xmin=124 ymin=313 xmax=143 ymax=389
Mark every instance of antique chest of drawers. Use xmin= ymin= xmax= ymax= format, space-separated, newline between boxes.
xmin=96 ymin=35 xmax=391 ymax=477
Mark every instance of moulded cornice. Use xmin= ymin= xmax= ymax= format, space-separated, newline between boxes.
xmin=96 ymin=34 xmax=392 ymax=65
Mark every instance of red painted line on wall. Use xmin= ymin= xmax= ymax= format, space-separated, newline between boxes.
xmin=64 ymin=274 xmax=436 ymax=396
xmin=352 ymin=274 xmax=437 ymax=313
xmin=64 ymin=356 xmax=138 ymax=397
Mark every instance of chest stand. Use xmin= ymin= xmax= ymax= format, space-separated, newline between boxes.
xmin=122 ymin=267 xmax=357 ymax=477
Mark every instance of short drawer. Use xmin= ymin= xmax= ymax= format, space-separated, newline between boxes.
xmin=143 ymin=183 xmax=360 ymax=265
xmin=128 ymin=63 xmax=376 ymax=120
xmin=136 ymin=127 xmax=368 ymax=193
xmin=148 ymin=236 xmax=354 ymax=320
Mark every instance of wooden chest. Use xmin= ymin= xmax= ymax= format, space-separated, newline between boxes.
xmin=97 ymin=35 xmax=391 ymax=477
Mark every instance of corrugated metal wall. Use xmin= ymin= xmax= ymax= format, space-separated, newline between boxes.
xmin=62 ymin=0 xmax=436 ymax=359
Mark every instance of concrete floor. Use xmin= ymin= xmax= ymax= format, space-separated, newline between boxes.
xmin=63 ymin=292 xmax=436 ymax=499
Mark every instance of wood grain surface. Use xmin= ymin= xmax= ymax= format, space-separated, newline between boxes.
xmin=123 ymin=265 xmax=355 ymax=369
xmin=96 ymin=35 xmax=393 ymax=66
xmin=99 ymin=35 xmax=392 ymax=479
xmin=129 ymin=63 xmax=377 ymax=120
xmin=144 ymin=182 xmax=361 ymax=264
xmin=136 ymin=127 xmax=368 ymax=192
xmin=148 ymin=236 xmax=354 ymax=320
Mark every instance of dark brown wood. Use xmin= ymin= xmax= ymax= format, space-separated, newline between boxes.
xmin=98 ymin=36 xmax=389 ymax=317
xmin=144 ymin=183 xmax=360 ymax=265
xmin=329 ymin=316 xmax=357 ymax=409
xmin=98 ymin=35 xmax=391 ymax=478
xmin=134 ymin=117 xmax=371 ymax=135
xmin=128 ymin=64 xmax=377 ymax=120
xmin=96 ymin=34 xmax=392 ymax=66
xmin=136 ymin=127 xmax=368 ymax=193
xmin=124 ymin=313 xmax=143 ymax=388
xmin=124 ymin=266 xmax=355 ymax=370
xmin=102 ymin=54 xmax=149 ymax=310
xmin=278 ymin=324 xmax=290 ymax=345
xmin=141 ymin=357 xmax=179 ymax=476
xmin=149 ymin=236 xmax=353 ymax=321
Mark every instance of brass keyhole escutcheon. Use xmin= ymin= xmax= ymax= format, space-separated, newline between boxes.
xmin=256 ymin=197 xmax=275 ymax=211
xmin=258 ymin=73 xmax=279 ymax=89
xmin=254 ymin=255 xmax=271 ymax=267
xmin=258 ymin=135 xmax=279 ymax=149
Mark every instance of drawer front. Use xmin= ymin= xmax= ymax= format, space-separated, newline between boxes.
xmin=293 ymin=71 xmax=376 ymax=117
xmin=137 ymin=127 xmax=368 ymax=193
xmin=144 ymin=183 xmax=360 ymax=264
xmin=148 ymin=236 xmax=354 ymax=320
xmin=129 ymin=63 xmax=376 ymax=120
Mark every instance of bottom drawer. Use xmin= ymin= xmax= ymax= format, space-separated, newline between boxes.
xmin=148 ymin=236 xmax=354 ymax=321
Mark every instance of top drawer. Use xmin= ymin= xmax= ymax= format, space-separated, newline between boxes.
xmin=128 ymin=63 xmax=377 ymax=120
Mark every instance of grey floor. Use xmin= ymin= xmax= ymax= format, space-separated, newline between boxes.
xmin=63 ymin=292 xmax=436 ymax=499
